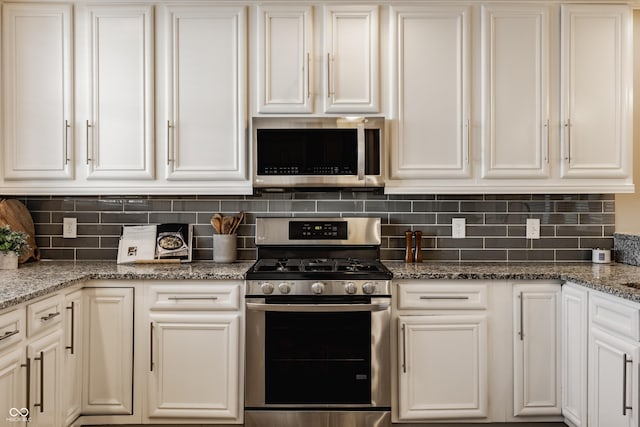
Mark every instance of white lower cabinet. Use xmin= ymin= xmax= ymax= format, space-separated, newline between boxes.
xmin=395 ymin=281 xmax=489 ymax=421
xmin=395 ymin=279 xmax=565 ymax=423
xmin=23 ymin=293 xmax=65 ymax=426
xmin=588 ymin=291 xmax=640 ymax=427
xmin=62 ymin=288 xmax=83 ymax=426
xmin=562 ymin=282 xmax=588 ymax=427
xmin=0 ymin=307 xmax=26 ymax=424
xmin=82 ymin=287 xmax=134 ymax=415
xmin=398 ymin=314 xmax=488 ymax=420
xmin=512 ymin=283 xmax=562 ymax=417
xmin=144 ymin=281 xmax=243 ymax=424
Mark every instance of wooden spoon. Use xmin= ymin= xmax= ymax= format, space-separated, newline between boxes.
xmin=211 ymin=213 xmax=222 ymax=234
xmin=222 ymin=216 xmax=235 ymax=234
xmin=230 ymin=211 xmax=244 ymax=235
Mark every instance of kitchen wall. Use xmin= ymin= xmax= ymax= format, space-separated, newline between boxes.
xmin=13 ymin=192 xmax=614 ymax=263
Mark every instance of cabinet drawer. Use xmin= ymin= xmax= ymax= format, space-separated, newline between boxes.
xmin=0 ymin=308 xmax=25 ymax=350
xmin=590 ymin=291 xmax=640 ymax=341
xmin=147 ymin=282 xmax=241 ymax=311
xmin=27 ymin=293 xmax=63 ymax=336
xmin=397 ymin=281 xmax=488 ymax=310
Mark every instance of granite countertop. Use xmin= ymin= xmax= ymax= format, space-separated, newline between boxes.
xmin=0 ymin=260 xmax=254 ymax=310
xmin=2 ymin=260 xmax=640 ymax=311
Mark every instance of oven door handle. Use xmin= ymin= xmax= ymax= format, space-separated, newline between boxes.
xmin=246 ymin=302 xmax=390 ymax=313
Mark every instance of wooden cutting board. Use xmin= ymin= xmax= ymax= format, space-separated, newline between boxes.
xmin=0 ymin=198 xmax=40 ymax=263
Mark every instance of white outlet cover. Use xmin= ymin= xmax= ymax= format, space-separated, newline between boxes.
xmin=452 ymin=218 xmax=466 ymax=239
xmin=526 ymin=218 xmax=540 ymax=239
xmin=63 ymin=217 xmax=77 ymax=239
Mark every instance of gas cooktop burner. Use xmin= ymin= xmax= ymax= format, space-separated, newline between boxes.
xmin=250 ymin=258 xmax=388 ymax=275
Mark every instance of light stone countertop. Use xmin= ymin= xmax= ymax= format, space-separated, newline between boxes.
xmin=0 ymin=260 xmax=254 ymax=310
xmin=3 ymin=260 xmax=640 ymax=311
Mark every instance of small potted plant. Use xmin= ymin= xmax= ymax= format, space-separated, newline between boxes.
xmin=0 ymin=225 xmax=30 ymax=269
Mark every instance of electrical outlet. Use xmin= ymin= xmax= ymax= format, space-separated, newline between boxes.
xmin=526 ymin=218 xmax=540 ymax=239
xmin=452 ymin=218 xmax=466 ymax=239
xmin=63 ymin=217 xmax=77 ymax=239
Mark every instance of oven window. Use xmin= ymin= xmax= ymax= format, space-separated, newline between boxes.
xmin=265 ymin=309 xmax=371 ymax=404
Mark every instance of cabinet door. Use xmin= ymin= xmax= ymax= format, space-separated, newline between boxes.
xmin=481 ymin=5 xmax=549 ymax=179
xmin=398 ymin=314 xmax=487 ymax=420
xmin=80 ymin=4 xmax=154 ymax=180
xmin=562 ymin=283 xmax=588 ymax=427
xmin=147 ymin=312 xmax=241 ymax=419
xmin=257 ymin=5 xmax=312 ymax=113
xmin=560 ymin=5 xmax=632 ymax=179
xmin=2 ymin=3 xmax=73 ymax=180
xmin=82 ymin=288 xmax=134 ymax=415
xmin=62 ymin=289 xmax=83 ymax=426
xmin=27 ymin=329 xmax=64 ymax=427
xmin=324 ymin=5 xmax=378 ymax=113
xmin=390 ymin=6 xmax=471 ymax=180
xmin=589 ymin=327 xmax=640 ymax=427
xmin=0 ymin=348 xmax=27 ymax=424
xmin=513 ymin=283 xmax=561 ymax=416
xmin=163 ymin=5 xmax=248 ymax=182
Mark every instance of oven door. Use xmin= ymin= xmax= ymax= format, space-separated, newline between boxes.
xmin=245 ymin=296 xmax=390 ymax=408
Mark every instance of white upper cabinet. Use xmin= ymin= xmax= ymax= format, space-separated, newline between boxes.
xmin=255 ymin=4 xmax=378 ymax=115
xmin=162 ymin=5 xmax=248 ymax=184
xmin=256 ymin=5 xmax=313 ymax=113
xmin=560 ymin=4 xmax=632 ymax=180
xmin=388 ymin=5 xmax=471 ymax=184
xmin=481 ymin=4 xmax=550 ymax=179
xmin=324 ymin=5 xmax=379 ymax=113
xmin=77 ymin=4 xmax=154 ymax=180
xmin=2 ymin=3 xmax=73 ymax=181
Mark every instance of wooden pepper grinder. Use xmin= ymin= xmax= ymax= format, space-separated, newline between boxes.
xmin=413 ymin=230 xmax=423 ymax=263
xmin=404 ymin=230 xmax=414 ymax=263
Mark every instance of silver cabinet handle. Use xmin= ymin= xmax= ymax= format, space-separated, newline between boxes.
xmin=66 ymin=302 xmax=75 ymax=354
xmin=167 ymin=296 xmax=218 ymax=301
xmin=564 ymin=119 xmax=572 ymax=163
xmin=33 ymin=352 xmax=44 ymax=412
xmin=64 ymin=120 xmax=71 ymax=164
xmin=327 ymin=53 xmax=333 ymax=97
xmin=419 ymin=296 xmax=469 ymax=300
xmin=401 ymin=323 xmax=407 ymax=374
xmin=623 ymin=353 xmax=633 ymax=415
xmin=40 ymin=312 xmax=60 ymax=322
xmin=166 ymin=120 xmax=174 ymax=165
xmin=85 ymin=120 xmax=92 ymax=165
xmin=544 ymin=119 xmax=550 ymax=164
xmin=306 ymin=52 xmax=311 ymax=99
xmin=246 ymin=302 xmax=389 ymax=313
xmin=21 ymin=357 xmax=30 ymax=411
xmin=519 ymin=292 xmax=524 ymax=341
xmin=0 ymin=330 xmax=19 ymax=341
xmin=465 ymin=118 xmax=470 ymax=165
xmin=149 ymin=322 xmax=154 ymax=372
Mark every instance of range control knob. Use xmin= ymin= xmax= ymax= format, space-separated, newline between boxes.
xmin=362 ymin=282 xmax=376 ymax=295
xmin=311 ymin=282 xmax=325 ymax=295
xmin=278 ymin=282 xmax=292 ymax=294
xmin=260 ymin=282 xmax=274 ymax=295
xmin=344 ymin=282 xmax=358 ymax=295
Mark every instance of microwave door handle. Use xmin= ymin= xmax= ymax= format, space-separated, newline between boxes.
xmin=357 ymin=123 xmax=365 ymax=181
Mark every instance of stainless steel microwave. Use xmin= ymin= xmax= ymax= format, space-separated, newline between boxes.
xmin=252 ymin=117 xmax=385 ymax=188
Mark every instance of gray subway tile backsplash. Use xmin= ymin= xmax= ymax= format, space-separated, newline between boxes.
xmin=10 ymin=192 xmax=615 ymax=263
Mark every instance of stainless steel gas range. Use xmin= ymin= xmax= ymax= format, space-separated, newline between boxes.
xmin=244 ymin=217 xmax=392 ymax=427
